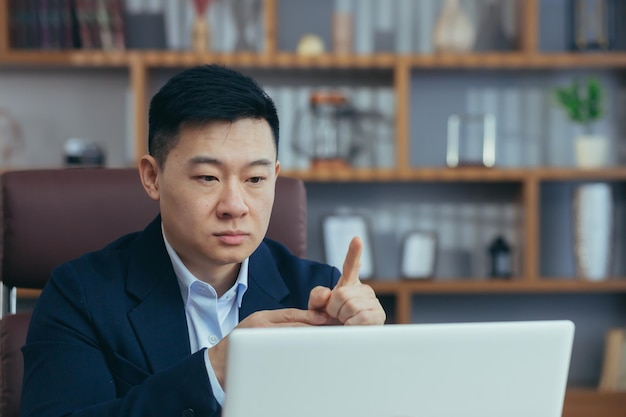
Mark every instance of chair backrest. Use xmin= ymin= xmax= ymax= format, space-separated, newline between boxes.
xmin=0 ymin=167 xmax=307 ymax=417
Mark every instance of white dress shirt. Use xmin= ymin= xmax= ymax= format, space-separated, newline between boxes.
xmin=162 ymin=226 xmax=248 ymax=406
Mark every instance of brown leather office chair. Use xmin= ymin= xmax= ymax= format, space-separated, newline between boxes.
xmin=0 ymin=168 xmax=307 ymax=417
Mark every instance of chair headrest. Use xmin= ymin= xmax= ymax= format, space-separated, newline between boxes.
xmin=0 ymin=169 xmax=307 ymax=290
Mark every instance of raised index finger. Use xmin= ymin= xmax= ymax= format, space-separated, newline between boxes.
xmin=337 ymin=236 xmax=363 ymax=287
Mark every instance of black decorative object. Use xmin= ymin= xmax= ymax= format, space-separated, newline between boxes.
xmin=474 ymin=1 xmax=515 ymax=52
xmin=64 ymin=138 xmax=105 ymax=167
xmin=488 ymin=236 xmax=512 ymax=279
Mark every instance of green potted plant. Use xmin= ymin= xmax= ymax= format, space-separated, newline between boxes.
xmin=553 ymin=76 xmax=608 ymax=168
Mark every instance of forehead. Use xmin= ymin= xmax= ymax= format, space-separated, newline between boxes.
xmin=174 ymin=118 xmax=276 ymax=157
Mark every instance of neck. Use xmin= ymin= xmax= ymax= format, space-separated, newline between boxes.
xmin=193 ymin=262 xmax=241 ymax=297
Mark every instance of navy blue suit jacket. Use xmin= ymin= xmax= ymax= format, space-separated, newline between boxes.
xmin=21 ymin=216 xmax=340 ymax=417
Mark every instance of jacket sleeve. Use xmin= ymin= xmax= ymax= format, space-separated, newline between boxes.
xmin=20 ymin=264 xmax=221 ymax=417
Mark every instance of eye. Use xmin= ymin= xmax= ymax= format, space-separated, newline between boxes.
xmin=197 ymin=175 xmax=218 ymax=182
xmin=248 ymin=176 xmax=265 ymax=184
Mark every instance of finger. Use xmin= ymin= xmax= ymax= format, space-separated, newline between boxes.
xmin=308 ymin=286 xmax=332 ymax=311
xmin=326 ymin=284 xmax=375 ymax=320
xmin=270 ymin=321 xmax=333 ymax=328
xmin=326 ymin=284 xmax=384 ymax=324
xmin=336 ymin=236 xmax=363 ymax=288
xmin=269 ymin=308 xmax=331 ymax=326
xmin=239 ymin=308 xmax=331 ymax=328
xmin=343 ymin=308 xmax=387 ymax=326
xmin=336 ymin=296 xmax=384 ymax=324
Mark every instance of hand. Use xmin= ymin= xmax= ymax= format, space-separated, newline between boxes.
xmin=308 ymin=237 xmax=386 ymax=326
xmin=208 ymin=308 xmax=332 ymax=388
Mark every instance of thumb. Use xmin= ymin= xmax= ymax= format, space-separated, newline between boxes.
xmin=308 ymin=286 xmax=332 ymax=311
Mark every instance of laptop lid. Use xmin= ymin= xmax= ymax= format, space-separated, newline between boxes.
xmin=222 ymin=320 xmax=574 ymax=417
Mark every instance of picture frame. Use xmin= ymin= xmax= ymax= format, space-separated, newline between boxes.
xmin=400 ymin=231 xmax=438 ymax=279
xmin=322 ymin=214 xmax=375 ymax=279
xmin=446 ymin=113 xmax=496 ymax=168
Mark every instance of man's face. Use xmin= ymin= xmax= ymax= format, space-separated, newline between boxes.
xmin=142 ymin=118 xmax=279 ymax=282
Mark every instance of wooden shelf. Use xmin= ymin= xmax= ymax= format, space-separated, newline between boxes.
xmin=0 ymin=50 xmax=131 ymax=67
xmin=5 ymin=50 xmax=626 ymax=70
xmin=369 ymin=279 xmax=626 ymax=295
xmin=281 ymin=167 xmax=626 ymax=183
xmin=409 ymin=52 xmax=626 ymax=69
xmin=563 ymin=388 xmax=626 ymax=417
xmin=531 ymin=167 xmax=626 ymax=181
xmin=370 ymin=279 xmax=626 ymax=325
xmin=17 ymin=279 xmax=626 ymax=301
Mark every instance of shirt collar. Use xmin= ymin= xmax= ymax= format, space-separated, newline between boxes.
xmin=161 ymin=224 xmax=249 ymax=306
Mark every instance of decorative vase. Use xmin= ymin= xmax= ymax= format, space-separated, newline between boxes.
xmin=572 ymin=183 xmax=613 ymax=281
xmin=191 ymin=0 xmax=211 ymax=52
xmin=432 ymin=0 xmax=476 ymax=53
xmin=575 ymin=134 xmax=609 ymax=168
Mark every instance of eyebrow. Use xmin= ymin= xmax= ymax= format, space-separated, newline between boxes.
xmin=188 ymin=156 xmax=275 ymax=167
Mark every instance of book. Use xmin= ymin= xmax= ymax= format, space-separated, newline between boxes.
xmin=38 ymin=0 xmax=52 ymax=49
xmin=8 ymin=0 xmax=20 ymax=48
xmin=75 ymin=0 xmax=101 ymax=49
xmin=95 ymin=0 xmax=113 ymax=49
xmin=598 ymin=327 xmax=626 ymax=392
xmin=22 ymin=0 xmax=41 ymax=49
xmin=108 ymin=0 xmax=126 ymax=50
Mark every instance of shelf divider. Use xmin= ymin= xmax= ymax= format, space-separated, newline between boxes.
xmin=394 ymin=59 xmax=411 ymax=173
xmin=263 ymin=0 xmax=277 ymax=55
xmin=522 ymin=176 xmax=539 ymax=281
xmin=130 ymin=57 xmax=148 ymax=160
xmin=0 ymin=0 xmax=7 ymax=53
xmin=520 ymin=0 xmax=538 ymax=54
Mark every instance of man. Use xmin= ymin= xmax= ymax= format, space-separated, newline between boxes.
xmin=21 ymin=64 xmax=385 ymax=417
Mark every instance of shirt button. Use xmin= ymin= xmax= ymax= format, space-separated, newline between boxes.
xmin=182 ymin=408 xmax=195 ymax=417
xmin=208 ymin=335 xmax=219 ymax=345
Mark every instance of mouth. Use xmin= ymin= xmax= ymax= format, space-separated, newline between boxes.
xmin=214 ymin=231 xmax=249 ymax=245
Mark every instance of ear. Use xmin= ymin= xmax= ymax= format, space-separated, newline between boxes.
xmin=139 ymin=155 xmax=160 ymax=201
xmin=274 ymin=160 xmax=281 ymax=177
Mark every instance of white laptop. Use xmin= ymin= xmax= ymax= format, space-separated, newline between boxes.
xmin=222 ymin=320 xmax=574 ymax=417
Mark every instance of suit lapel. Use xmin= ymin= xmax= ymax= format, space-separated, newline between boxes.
xmin=126 ymin=217 xmax=191 ymax=373
xmin=124 ymin=222 xmax=290 ymax=369
xmin=239 ymin=242 xmax=290 ymax=320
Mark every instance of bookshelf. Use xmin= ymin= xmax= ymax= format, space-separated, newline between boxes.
xmin=1 ymin=0 xmax=626 ymax=415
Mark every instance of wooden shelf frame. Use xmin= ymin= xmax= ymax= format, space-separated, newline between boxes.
xmin=369 ymin=279 xmax=626 ymax=325
xmin=563 ymin=389 xmax=626 ymax=417
xmin=281 ymin=167 xmax=626 ymax=182
xmin=3 ymin=2 xmax=626 ymax=414
xmin=5 ymin=50 xmax=626 ymax=69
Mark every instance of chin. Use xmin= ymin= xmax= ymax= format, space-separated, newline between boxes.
xmin=214 ymin=245 xmax=256 ymax=264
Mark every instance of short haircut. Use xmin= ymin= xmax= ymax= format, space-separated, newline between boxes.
xmin=148 ymin=64 xmax=279 ymax=166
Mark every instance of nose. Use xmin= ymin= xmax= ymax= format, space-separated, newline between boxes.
xmin=216 ymin=181 xmax=249 ymax=219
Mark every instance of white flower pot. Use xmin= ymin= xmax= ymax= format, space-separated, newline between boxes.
xmin=574 ymin=135 xmax=609 ymax=168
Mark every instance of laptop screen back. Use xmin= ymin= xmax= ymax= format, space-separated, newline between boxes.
xmin=222 ymin=320 xmax=574 ymax=417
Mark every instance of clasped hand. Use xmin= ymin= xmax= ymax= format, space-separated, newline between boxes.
xmin=209 ymin=237 xmax=385 ymax=387
xmin=236 ymin=236 xmax=385 ymax=328
xmin=308 ymin=236 xmax=386 ymax=326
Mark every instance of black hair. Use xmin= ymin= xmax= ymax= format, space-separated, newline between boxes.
xmin=148 ymin=64 xmax=279 ymax=166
